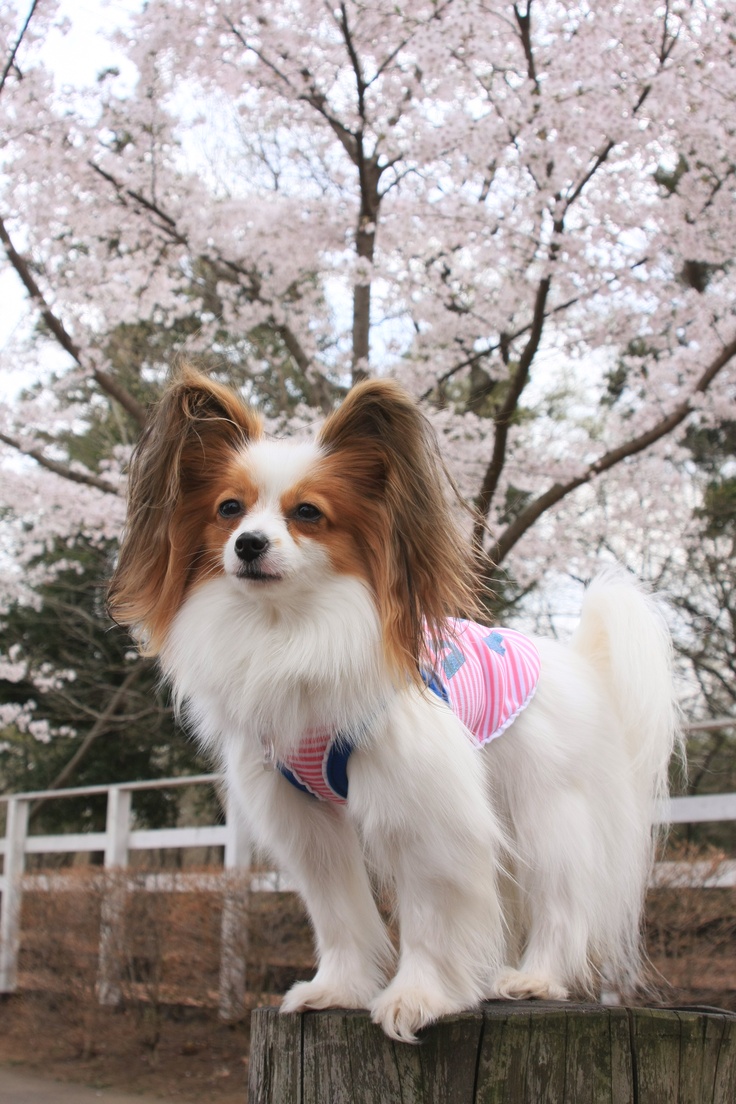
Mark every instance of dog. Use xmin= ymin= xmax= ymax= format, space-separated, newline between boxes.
xmin=109 ymin=367 xmax=680 ymax=1041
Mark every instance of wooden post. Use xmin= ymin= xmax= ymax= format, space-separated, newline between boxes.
xmin=249 ymin=1003 xmax=736 ymax=1103
xmin=97 ymin=786 xmax=132 ymax=1007
xmin=218 ymin=789 xmax=251 ymax=1022
xmin=0 ymin=798 xmax=29 ymax=993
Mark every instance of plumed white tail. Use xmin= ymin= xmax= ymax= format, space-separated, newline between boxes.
xmin=572 ymin=568 xmax=682 ymax=818
xmin=491 ymin=568 xmax=684 ymax=1002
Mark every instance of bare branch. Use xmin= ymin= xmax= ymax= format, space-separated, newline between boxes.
xmin=513 ymin=2 xmax=539 ymax=90
xmin=0 ymin=216 xmax=84 ymax=364
xmin=88 ymin=162 xmax=261 ymax=292
xmin=87 ymin=162 xmax=319 ymax=388
xmin=224 ymin=16 xmax=361 ymax=162
xmin=336 ymin=2 xmax=366 ymax=120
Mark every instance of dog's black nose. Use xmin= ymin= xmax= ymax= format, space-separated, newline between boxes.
xmin=234 ymin=531 xmax=270 ymax=563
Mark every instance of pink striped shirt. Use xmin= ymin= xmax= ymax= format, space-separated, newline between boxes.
xmin=428 ymin=620 xmax=541 ymax=745
xmin=277 ymin=621 xmax=541 ymax=804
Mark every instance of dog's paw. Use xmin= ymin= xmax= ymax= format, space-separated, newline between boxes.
xmin=370 ymin=984 xmax=464 ymax=1043
xmin=492 ymin=967 xmax=569 ymax=1002
xmin=280 ymin=975 xmax=377 ymax=1014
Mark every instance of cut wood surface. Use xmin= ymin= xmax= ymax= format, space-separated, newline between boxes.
xmin=249 ymin=1002 xmax=736 ymax=1103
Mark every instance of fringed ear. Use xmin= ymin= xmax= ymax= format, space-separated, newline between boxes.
xmin=133 ymin=365 xmax=261 ymax=505
xmin=319 ymin=379 xmax=482 ymax=678
xmin=108 ymin=366 xmax=262 ymax=653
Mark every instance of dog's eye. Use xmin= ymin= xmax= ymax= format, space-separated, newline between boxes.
xmin=218 ymin=499 xmax=244 ymax=519
xmin=294 ymin=502 xmax=322 ymax=522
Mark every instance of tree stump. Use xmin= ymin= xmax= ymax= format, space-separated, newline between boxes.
xmin=249 ymin=1002 xmax=736 ymax=1103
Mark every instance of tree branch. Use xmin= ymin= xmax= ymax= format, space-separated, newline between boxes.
xmin=0 ymin=431 xmax=119 ymax=494
xmin=0 ymin=0 xmax=40 ymax=95
xmin=225 ymin=16 xmax=361 ymax=162
xmin=462 ymin=0 xmax=667 ymax=548
xmin=419 ymin=273 xmax=646 ymax=400
xmin=473 ymin=271 xmax=553 ymax=547
xmin=0 ymin=215 xmax=148 ymax=425
xmin=88 ymin=162 xmax=263 ymax=293
xmin=486 ymin=333 xmax=736 ymax=568
xmin=513 ymin=2 xmax=539 ymax=90
xmin=0 ymin=216 xmax=83 ymax=364
xmin=29 ymin=664 xmax=146 ymax=820
xmin=87 ymin=162 xmax=318 ymax=386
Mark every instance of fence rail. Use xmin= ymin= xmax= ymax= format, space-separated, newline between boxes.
xmin=0 ymin=774 xmax=252 ymax=1018
xmin=1 ymin=774 xmax=735 ymax=1017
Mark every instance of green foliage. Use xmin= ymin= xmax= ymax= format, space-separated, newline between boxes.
xmin=685 ymin=420 xmax=736 ymax=474
xmin=479 ymin=567 xmax=537 ymax=625
xmin=0 ymin=540 xmax=209 ymax=835
xmin=603 ymin=338 xmax=656 ymax=410
xmin=498 ymin=485 xmax=534 ymax=528
xmin=687 ymin=422 xmax=736 ymax=539
xmin=666 ymin=418 xmax=736 ymax=849
xmin=699 ymin=478 xmax=736 ymax=538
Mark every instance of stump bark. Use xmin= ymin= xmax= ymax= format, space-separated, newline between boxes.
xmin=249 ymin=1002 xmax=736 ymax=1103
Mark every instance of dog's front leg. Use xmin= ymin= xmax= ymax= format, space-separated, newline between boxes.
xmin=228 ymin=757 xmax=394 ymax=1014
xmin=278 ymin=800 xmax=394 ymax=1015
xmin=348 ymin=697 xmax=507 ymax=1042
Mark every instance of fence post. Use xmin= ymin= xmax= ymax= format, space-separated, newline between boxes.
xmin=219 ymin=789 xmax=251 ymax=1021
xmin=0 ymin=798 xmax=29 ymax=993
xmin=97 ymin=786 xmax=132 ymax=1007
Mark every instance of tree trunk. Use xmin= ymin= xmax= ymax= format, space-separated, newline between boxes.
xmin=249 ymin=1002 xmax=736 ymax=1103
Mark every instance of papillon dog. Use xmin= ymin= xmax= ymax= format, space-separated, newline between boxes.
xmin=109 ymin=367 xmax=680 ymax=1041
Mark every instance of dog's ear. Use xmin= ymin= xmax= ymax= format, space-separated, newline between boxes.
xmin=108 ymin=367 xmax=261 ymax=652
xmin=319 ymin=379 xmax=482 ymax=677
xmin=135 ymin=366 xmax=261 ymax=505
xmin=319 ymin=378 xmax=423 ymax=457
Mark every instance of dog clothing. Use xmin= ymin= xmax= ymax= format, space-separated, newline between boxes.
xmin=276 ymin=620 xmax=541 ymax=805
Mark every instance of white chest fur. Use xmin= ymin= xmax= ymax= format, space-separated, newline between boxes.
xmin=160 ymin=574 xmax=390 ymax=757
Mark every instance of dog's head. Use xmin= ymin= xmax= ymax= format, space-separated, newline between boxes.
xmin=109 ymin=367 xmax=480 ymax=678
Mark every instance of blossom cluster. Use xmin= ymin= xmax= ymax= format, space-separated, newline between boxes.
xmin=1 ymin=0 xmax=734 ymax=733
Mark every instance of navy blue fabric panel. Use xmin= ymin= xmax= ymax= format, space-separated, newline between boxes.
xmin=324 ymin=738 xmax=353 ymax=800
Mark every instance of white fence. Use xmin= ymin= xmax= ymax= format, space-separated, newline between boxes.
xmin=1 ymin=775 xmax=735 ymax=1018
xmin=0 ymin=774 xmax=254 ymax=1019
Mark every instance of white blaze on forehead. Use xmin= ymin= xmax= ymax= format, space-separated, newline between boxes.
xmin=240 ymin=438 xmax=323 ymax=504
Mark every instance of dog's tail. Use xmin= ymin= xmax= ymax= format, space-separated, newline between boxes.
xmin=572 ymin=568 xmax=682 ymax=818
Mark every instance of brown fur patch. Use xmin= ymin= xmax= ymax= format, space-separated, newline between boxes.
xmin=108 ymin=368 xmax=262 ymax=654
xmin=317 ymin=379 xmax=483 ymax=678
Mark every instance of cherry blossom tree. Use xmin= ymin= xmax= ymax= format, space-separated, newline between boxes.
xmin=1 ymin=0 xmax=735 ymax=787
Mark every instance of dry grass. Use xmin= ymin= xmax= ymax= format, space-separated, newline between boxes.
xmin=0 ymin=867 xmax=313 ymax=1100
xmin=645 ymin=844 xmax=736 ymax=1010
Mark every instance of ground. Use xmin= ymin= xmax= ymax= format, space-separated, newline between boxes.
xmin=0 ymin=993 xmax=260 ymax=1102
